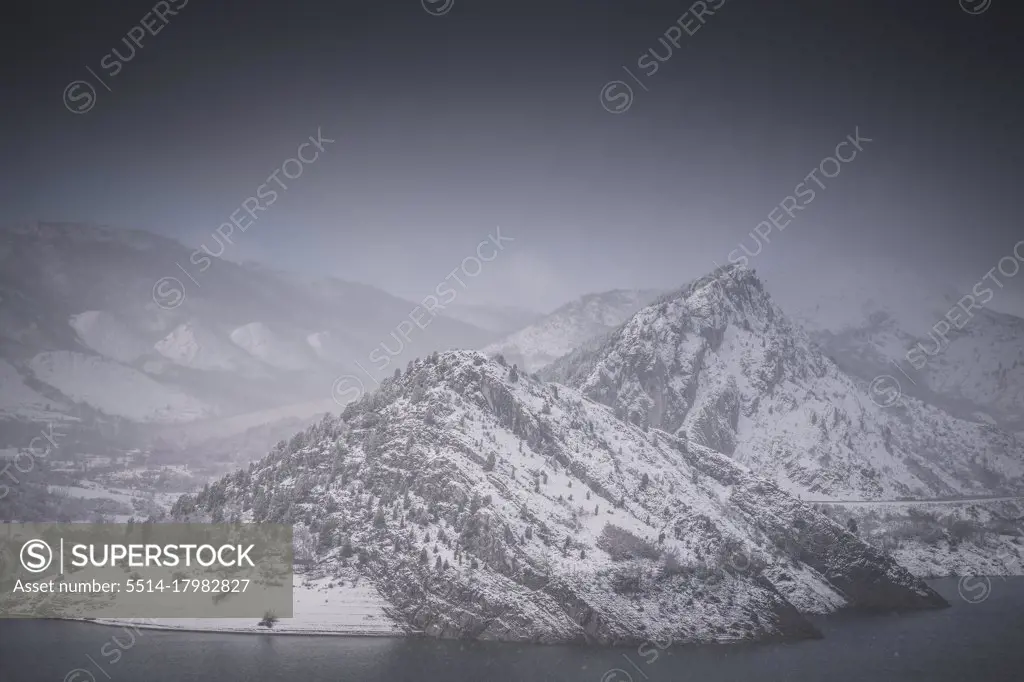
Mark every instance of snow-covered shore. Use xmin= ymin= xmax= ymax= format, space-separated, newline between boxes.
xmin=84 ymin=575 xmax=404 ymax=637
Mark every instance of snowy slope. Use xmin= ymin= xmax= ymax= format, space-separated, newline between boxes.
xmin=0 ymin=360 xmax=67 ymax=420
xmin=482 ymin=290 xmax=661 ymax=372
xmin=155 ymin=322 xmax=266 ymax=376
xmin=544 ymin=265 xmax=1024 ymax=500
xmin=173 ymin=351 xmax=945 ymax=646
xmin=91 ymin=575 xmax=403 ymax=636
xmin=814 ymin=500 xmax=1024 ymax=579
xmin=28 ymin=351 xmax=213 ymax=423
xmin=69 ymin=311 xmax=151 ymax=364
xmin=230 ymin=322 xmax=316 ymax=371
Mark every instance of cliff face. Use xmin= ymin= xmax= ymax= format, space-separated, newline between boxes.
xmin=174 ymin=350 xmax=946 ymax=645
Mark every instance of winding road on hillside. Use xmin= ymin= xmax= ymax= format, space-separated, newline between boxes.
xmin=806 ymin=495 xmax=1024 ymax=507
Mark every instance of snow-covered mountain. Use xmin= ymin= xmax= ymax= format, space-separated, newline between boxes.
xmin=482 ymin=289 xmax=661 ymax=373
xmin=0 ymin=222 xmax=492 ymax=448
xmin=155 ymin=321 xmax=268 ymax=376
xmin=172 ymin=350 xmax=945 ymax=644
xmin=229 ymin=322 xmax=318 ymax=372
xmin=543 ymin=265 xmax=1024 ymax=500
xmin=767 ymin=258 xmax=1024 ymax=433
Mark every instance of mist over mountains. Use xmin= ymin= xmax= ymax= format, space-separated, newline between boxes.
xmin=2 ymin=222 xmax=1021 ymax=483
xmin=2 ymin=220 xmax=1022 ymax=643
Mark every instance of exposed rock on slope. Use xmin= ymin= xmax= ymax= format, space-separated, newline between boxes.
xmin=543 ymin=265 xmax=1024 ymax=500
xmin=174 ymin=351 xmax=945 ymax=645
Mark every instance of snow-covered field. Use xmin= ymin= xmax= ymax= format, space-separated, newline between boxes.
xmin=89 ymin=575 xmax=403 ymax=636
xmin=49 ymin=481 xmax=137 ymax=504
xmin=47 ymin=480 xmax=183 ymax=518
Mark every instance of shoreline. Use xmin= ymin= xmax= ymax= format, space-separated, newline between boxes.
xmin=71 ymin=617 xmax=816 ymax=647
xmin=62 ymin=578 xmax=1015 ymax=644
xmin=72 ymin=617 xmax=411 ymax=638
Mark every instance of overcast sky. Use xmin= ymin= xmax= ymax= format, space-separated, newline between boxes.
xmin=3 ymin=0 xmax=1022 ymax=313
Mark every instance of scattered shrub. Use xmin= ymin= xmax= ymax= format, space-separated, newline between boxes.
xmin=597 ymin=524 xmax=662 ymax=561
xmin=611 ymin=567 xmax=644 ymax=594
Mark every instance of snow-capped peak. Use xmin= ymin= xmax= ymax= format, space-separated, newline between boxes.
xmin=544 ymin=267 xmax=1024 ymax=500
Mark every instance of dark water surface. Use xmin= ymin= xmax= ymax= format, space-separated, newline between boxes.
xmin=1 ymin=579 xmax=1021 ymax=682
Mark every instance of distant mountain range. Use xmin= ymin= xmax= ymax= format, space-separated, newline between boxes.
xmin=4 ymin=224 xmax=1021 ymax=503
xmin=0 ymin=222 xmax=494 ymax=452
xmin=9 ymin=222 xmax=1024 ymax=643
